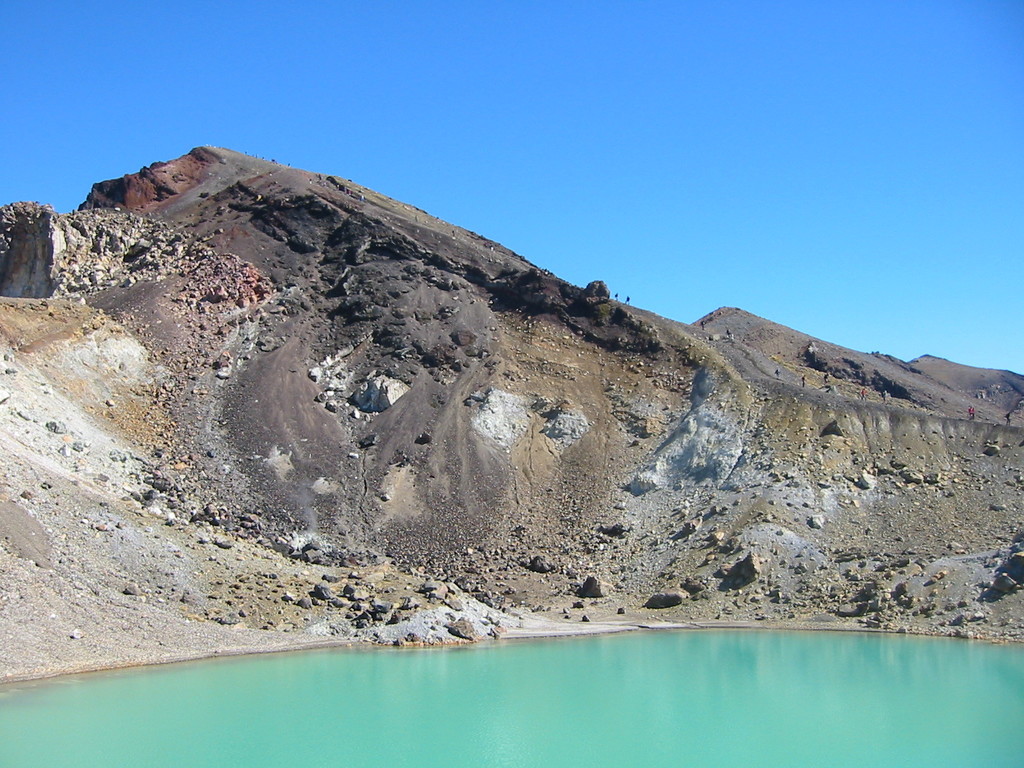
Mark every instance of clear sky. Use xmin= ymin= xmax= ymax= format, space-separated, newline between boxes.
xmin=2 ymin=1 xmax=1022 ymax=373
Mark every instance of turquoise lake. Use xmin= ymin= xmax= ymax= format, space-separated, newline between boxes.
xmin=2 ymin=630 xmax=1022 ymax=767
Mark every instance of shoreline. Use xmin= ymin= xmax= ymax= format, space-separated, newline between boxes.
xmin=4 ymin=613 xmax=1018 ymax=690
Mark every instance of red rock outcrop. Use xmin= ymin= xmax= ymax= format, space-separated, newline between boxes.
xmin=80 ymin=147 xmax=218 ymax=212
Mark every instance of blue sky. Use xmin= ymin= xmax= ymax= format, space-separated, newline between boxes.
xmin=2 ymin=1 xmax=1022 ymax=373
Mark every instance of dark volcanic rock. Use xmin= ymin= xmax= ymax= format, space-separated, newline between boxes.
xmin=526 ymin=555 xmax=557 ymax=574
xmin=644 ymin=592 xmax=684 ymax=609
xmin=577 ymin=576 xmax=607 ymax=598
xmin=721 ymin=553 xmax=763 ymax=589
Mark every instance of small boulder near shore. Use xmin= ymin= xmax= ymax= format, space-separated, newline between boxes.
xmin=645 ymin=591 xmax=685 ymax=609
xmin=446 ymin=618 xmax=479 ymax=641
xmin=577 ymin=576 xmax=608 ymax=598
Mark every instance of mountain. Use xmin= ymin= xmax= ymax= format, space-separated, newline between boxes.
xmin=1 ymin=147 xmax=1021 ymax=679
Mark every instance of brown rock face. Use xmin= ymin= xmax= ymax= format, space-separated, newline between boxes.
xmin=80 ymin=147 xmax=219 ymax=212
xmin=0 ymin=203 xmax=59 ymax=297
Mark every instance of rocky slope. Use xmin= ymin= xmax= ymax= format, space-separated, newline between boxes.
xmin=2 ymin=147 xmax=1022 ymax=679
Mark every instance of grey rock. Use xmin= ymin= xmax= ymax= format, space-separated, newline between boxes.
xmin=371 ymin=599 xmax=393 ymax=615
xmin=311 ymin=583 xmax=335 ymax=601
xmin=1004 ymin=552 xmax=1024 ymax=582
xmin=527 ymin=555 xmax=557 ymax=574
xmin=992 ymin=573 xmax=1019 ymax=593
xmin=577 ymin=576 xmax=607 ymax=598
xmin=899 ymin=468 xmax=924 ymax=485
xmin=447 ymin=618 xmax=479 ymax=641
xmin=723 ymin=553 xmax=763 ymax=588
xmin=836 ymin=602 xmax=867 ymax=617
xmin=645 ymin=591 xmax=684 ymax=609
xmin=597 ymin=522 xmax=630 ymax=538
xmin=343 ymin=584 xmax=371 ymax=601
xmin=680 ymin=577 xmax=707 ymax=595
xmin=444 ymin=594 xmax=464 ymax=611
xmin=821 ymin=420 xmax=844 ymax=437
xmin=853 ymin=471 xmax=876 ymax=490
xmin=353 ymin=375 xmax=409 ymax=413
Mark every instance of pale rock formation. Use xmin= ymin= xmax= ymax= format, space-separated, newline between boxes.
xmin=353 ymin=375 xmax=409 ymax=413
xmin=470 ymin=388 xmax=530 ymax=450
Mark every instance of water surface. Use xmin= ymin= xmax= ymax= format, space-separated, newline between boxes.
xmin=2 ymin=630 xmax=1022 ymax=767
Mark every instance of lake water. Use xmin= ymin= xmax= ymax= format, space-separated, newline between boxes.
xmin=2 ymin=630 xmax=1022 ymax=767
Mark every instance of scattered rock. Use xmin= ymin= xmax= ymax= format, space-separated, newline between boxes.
xmin=644 ymin=591 xmax=684 ymax=609
xmin=446 ymin=618 xmax=479 ymax=641
xmin=722 ymin=553 xmax=763 ymax=589
xmin=526 ymin=555 xmax=557 ymax=574
xmin=836 ymin=602 xmax=867 ymax=618
xmin=821 ymin=420 xmax=844 ymax=437
xmin=597 ymin=522 xmax=630 ymax=538
xmin=541 ymin=408 xmax=590 ymax=449
xmin=577 ymin=576 xmax=607 ymax=598
xmin=853 ymin=471 xmax=876 ymax=490
xmin=311 ymin=583 xmax=335 ymax=601
xmin=353 ymin=375 xmax=409 ymax=413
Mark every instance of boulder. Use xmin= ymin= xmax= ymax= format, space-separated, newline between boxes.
xmin=541 ymin=409 xmax=590 ymax=449
xmin=853 ymin=471 xmax=876 ymax=490
xmin=1004 ymin=552 xmax=1024 ymax=582
xmin=343 ymin=584 xmax=371 ymax=601
xmin=674 ymin=518 xmax=702 ymax=539
xmin=644 ymin=591 xmax=684 ymax=609
xmin=722 ymin=553 xmax=763 ymax=588
xmin=446 ymin=618 xmax=479 ymax=641
xmin=680 ymin=577 xmax=707 ymax=596
xmin=821 ymin=420 xmax=844 ymax=437
xmin=577 ymin=576 xmax=607 ymax=598
xmin=311 ymin=583 xmax=335 ymax=601
xmin=584 ymin=280 xmax=610 ymax=299
xmin=450 ymin=329 xmax=477 ymax=347
xmin=897 ymin=468 xmax=923 ymax=484
xmin=353 ymin=375 xmax=409 ymax=413
xmin=836 ymin=602 xmax=867 ymax=618
xmin=371 ymin=599 xmax=393 ymax=615
xmin=526 ymin=555 xmax=557 ymax=574
xmin=992 ymin=573 xmax=1019 ymax=594
xmin=597 ymin=522 xmax=630 ymax=538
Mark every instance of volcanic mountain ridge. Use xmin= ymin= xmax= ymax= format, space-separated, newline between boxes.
xmin=1 ymin=147 xmax=1022 ymax=679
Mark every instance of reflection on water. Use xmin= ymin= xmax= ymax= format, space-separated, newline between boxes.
xmin=2 ymin=630 xmax=1022 ymax=768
